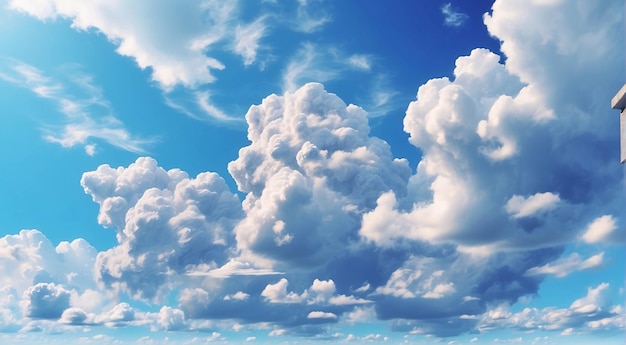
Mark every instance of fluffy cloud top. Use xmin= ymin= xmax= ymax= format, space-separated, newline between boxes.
xmin=22 ymin=283 xmax=70 ymax=319
xmin=81 ymin=157 xmax=243 ymax=300
xmin=229 ymin=82 xmax=411 ymax=267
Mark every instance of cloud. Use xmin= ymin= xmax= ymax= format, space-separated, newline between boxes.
xmin=441 ymin=3 xmax=468 ymax=27
xmin=479 ymin=283 xmax=625 ymax=334
xmin=59 ymin=307 xmax=92 ymax=325
xmin=229 ymin=82 xmax=411 ymax=268
xmin=505 ymin=192 xmax=561 ymax=219
xmin=292 ymin=0 xmax=331 ymax=33
xmin=22 ymin=283 xmax=70 ymax=319
xmin=307 ymin=311 xmax=336 ymax=319
xmin=156 ymin=306 xmax=186 ymax=331
xmin=282 ymin=43 xmax=339 ymax=93
xmin=262 ymin=278 xmax=307 ymax=304
xmin=1 ymin=0 xmax=624 ymax=339
xmin=354 ymin=3 xmax=624 ymax=333
xmin=80 ymin=157 xmax=243 ymax=300
xmin=281 ymin=44 xmax=380 ymax=94
xmin=0 ymin=230 xmax=98 ymax=299
xmin=525 ymin=252 xmax=604 ymax=278
xmin=234 ymin=16 xmax=268 ymax=66
xmin=0 ymin=61 xmax=150 ymax=153
xmin=8 ymin=0 xmax=236 ymax=89
xmin=581 ymin=215 xmax=619 ymax=244
xmin=348 ymin=55 xmax=372 ymax=71
xmin=6 ymin=0 xmax=267 ymax=124
xmin=97 ymin=302 xmax=135 ymax=327
xmin=361 ymin=0 xmax=625 ymax=253
xmin=261 ymin=278 xmax=370 ymax=306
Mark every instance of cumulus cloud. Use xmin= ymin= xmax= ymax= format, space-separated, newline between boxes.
xmin=354 ymin=1 xmax=624 ymax=333
xmin=505 ymin=192 xmax=561 ymax=219
xmin=361 ymin=0 xmax=625 ymax=254
xmin=59 ymin=307 xmax=92 ymax=325
xmin=156 ymin=306 xmax=186 ymax=331
xmin=307 ymin=311 xmax=336 ymax=319
xmin=262 ymin=278 xmax=307 ymax=304
xmin=80 ymin=157 xmax=243 ymax=300
xmin=262 ymin=278 xmax=370 ymax=306
xmin=479 ymin=283 xmax=625 ymax=334
xmin=98 ymin=302 xmax=135 ymax=327
xmin=2 ymin=0 xmax=624 ymax=339
xmin=0 ymin=230 xmax=98 ymax=298
xmin=22 ymin=283 xmax=71 ymax=319
xmin=229 ymin=82 xmax=410 ymax=268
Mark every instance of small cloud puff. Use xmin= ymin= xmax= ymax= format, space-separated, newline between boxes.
xmin=441 ymin=3 xmax=468 ymax=27
xmin=22 ymin=283 xmax=70 ymax=319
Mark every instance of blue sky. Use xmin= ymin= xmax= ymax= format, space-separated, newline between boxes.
xmin=0 ymin=0 xmax=625 ymax=344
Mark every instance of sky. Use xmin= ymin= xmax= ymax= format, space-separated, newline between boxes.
xmin=0 ymin=0 xmax=625 ymax=344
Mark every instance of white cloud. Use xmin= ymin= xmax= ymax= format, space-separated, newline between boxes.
xmin=361 ymin=0 xmax=625 ymax=253
xmin=223 ymin=291 xmax=250 ymax=301
xmin=307 ymin=311 xmax=337 ymax=319
xmin=195 ymin=91 xmax=244 ymax=123
xmin=479 ymin=282 xmax=624 ymax=334
xmin=525 ymin=252 xmax=604 ymax=278
xmin=581 ymin=215 xmax=617 ymax=243
xmin=0 ymin=61 xmax=150 ymax=153
xmin=185 ymin=259 xmax=281 ymax=279
xmin=261 ymin=278 xmax=368 ymax=306
xmin=229 ymin=82 xmax=410 ymax=267
xmin=59 ymin=307 xmax=92 ymax=325
xmin=505 ymin=192 xmax=561 ymax=219
xmin=281 ymin=44 xmax=378 ymax=93
xmin=156 ymin=306 xmax=186 ymax=331
xmin=348 ymin=54 xmax=372 ymax=71
xmin=261 ymin=278 xmax=307 ymax=304
xmin=441 ymin=3 xmax=468 ymax=27
xmin=21 ymin=283 xmax=70 ymax=319
xmin=8 ymin=0 xmax=237 ymax=90
xmin=292 ymin=0 xmax=331 ymax=33
xmin=282 ymin=43 xmax=339 ymax=92
xmin=344 ymin=306 xmax=377 ymax=324
xmin=80 ymin=157 xmax=243 ymax=300
xmin=234 ymin=16 xmax=268 ymax=66
xmin=1 ymin=0 xmax=624 ymax=338
xmin=423 ymin=283 xmax=455 ymax=299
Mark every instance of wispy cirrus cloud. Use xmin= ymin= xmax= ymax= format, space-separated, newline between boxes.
xmin=0 ymin=60 xmax=151 ymax=154
xmin=7 ymin=0 xmax=264 ymax=123
xmin=293 ymin=0 xmax=332 ymax=33
xmin=281 ymin=44 xmax=400 ymax=116
xmin=441 ymin=3 xmax=468 ymax=27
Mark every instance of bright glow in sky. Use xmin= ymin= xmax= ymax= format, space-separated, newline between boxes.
xmin=0 ymin=1 xmax=625 ymax=344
